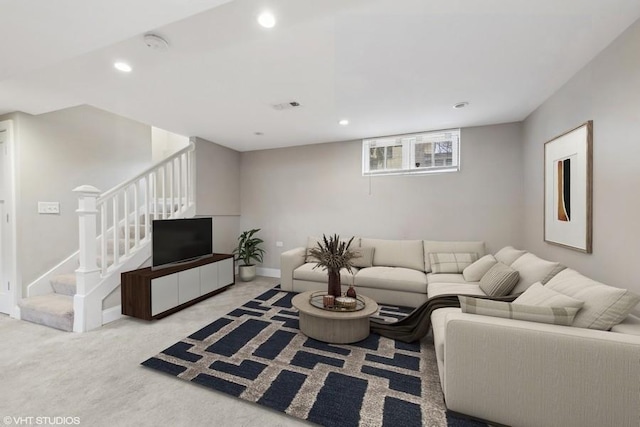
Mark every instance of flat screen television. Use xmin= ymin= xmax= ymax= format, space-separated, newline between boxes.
xmin=152 ymin=217 xmax=213 ymax=270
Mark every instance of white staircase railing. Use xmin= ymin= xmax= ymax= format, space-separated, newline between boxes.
xmin=72 ymin=143 xmax=196 ymax=332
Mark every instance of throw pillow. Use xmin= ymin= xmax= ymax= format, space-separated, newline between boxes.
xmin=514 ymin=282 xmax=584 ymax=309
xmin=462 ymin=254 xmax=498 ymax=282
xmin=509 ymin=253 xmax=565 ymax=294
xmin=494 ymin=246 xmax=526 ymax=266
xmin=351 ymin=247 xmax=375 ymax=268
xmin=479 ymin=262 xmax=520 ymax=296
xmin=429 ymin=252 xmax=478 ymax=274
xmin=459 ymin=296 xmax=580 ymax=326
xmin=545 ymin=268 xmax=640 ymax=330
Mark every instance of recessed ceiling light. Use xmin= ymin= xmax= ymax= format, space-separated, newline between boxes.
xmin=338 ymin=119 xmax=349 ymax=126
xmin=453 ymin=102 xmax=469 ymax=109
xmin=254 ymin=132 xmax=264 ymax=136
xmin=114 ymin=62 xmax=132 ymax=73
xmin=258 ymin=12 xmax=276 ymax=28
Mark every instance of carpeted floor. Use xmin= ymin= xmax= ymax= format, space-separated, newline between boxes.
xmin=143 ymin=287 xmax=487 ymax=427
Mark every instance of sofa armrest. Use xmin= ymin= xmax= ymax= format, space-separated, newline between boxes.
xmin=444 ymin=312 xmax=640 ymax=427
xmin=280 ymin=247 xmax=307 ymax=291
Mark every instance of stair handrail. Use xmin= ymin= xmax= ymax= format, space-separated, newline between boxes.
xmin=98 ymin=142 xmax=195 ymax=202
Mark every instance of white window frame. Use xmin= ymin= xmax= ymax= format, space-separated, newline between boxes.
xmin=362 ymin=129 xmax=460 ymax=176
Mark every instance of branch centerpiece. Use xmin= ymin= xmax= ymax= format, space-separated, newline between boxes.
xmin=307 ymin=234 xmax=357 ymax=297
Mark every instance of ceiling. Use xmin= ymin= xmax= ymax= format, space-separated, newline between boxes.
xmin=2 ymin=0 xmax=640 ymax=152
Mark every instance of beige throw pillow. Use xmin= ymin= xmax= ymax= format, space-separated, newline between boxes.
xmin=429 ymin=252 xmax=478 ymax=274
xmin=514 ymin=282 xmax=584 ymax=309
xmin=479 ymin=262 xmax=520 ymax=297
xmin=459 ymin=296 xmax=580 ymax=326
xmin=494 ymin=246 xmax=526 ymax=266
xmin=351 ymin=247 xmax=375 ymax=268
xmin=462 ymin=254 xmax=498 ymax=282
xmin=545 ymin=268 xmax=640 ymax=330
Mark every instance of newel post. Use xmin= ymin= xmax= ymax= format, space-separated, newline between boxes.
xmin=73 ymin=185 xmax=101 ymax=296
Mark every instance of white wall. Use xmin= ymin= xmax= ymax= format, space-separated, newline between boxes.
xmin=192 ymin=137 xmax=241 ymax=254
xmin=151 ymin=127 xmax=189 ymax=162
xmin=240 ymin=123 xmax=524 ymax=270
xmin=11 ymin=105 xmax=152 ymax=290
xmin=522 ymin=19 xmax=640 ymax=301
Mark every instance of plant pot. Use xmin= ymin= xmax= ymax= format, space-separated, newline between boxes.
xmin=239 ymin=264 xmax=257 ymax=282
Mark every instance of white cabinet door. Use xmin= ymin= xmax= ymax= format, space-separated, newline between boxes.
xmin=218 ymin=258 xmax=234 ymax=286
xmin=178 ymin=268 xmax=200 ymax=304
xmin=200 ymin=262 xmax=219 ymax=294
xmin=151 ymin=275 xmax=178 ymax=316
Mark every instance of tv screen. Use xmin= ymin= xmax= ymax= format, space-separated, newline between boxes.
xmin=152 ymin=218 xmax=213 ymax=269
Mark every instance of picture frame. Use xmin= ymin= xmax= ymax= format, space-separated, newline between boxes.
xmin=543 ymin=121 xmax=593 ymax=253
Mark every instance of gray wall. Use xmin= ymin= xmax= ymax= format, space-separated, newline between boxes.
xmin=240 ymin=123 xmax=524 ymax=269
xmin=522 ymin=19 xmax=640 ymax=299
xmin=193 ymin=137 xmax=241 ymax=254
xmin=12 ymin=105 xmax=152 ymax=290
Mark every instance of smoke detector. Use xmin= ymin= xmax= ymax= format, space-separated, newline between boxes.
xmin=143 ymin=34 xmax=169 ymax=51
xmin=272 ymin=101 xmax=301 ymax=111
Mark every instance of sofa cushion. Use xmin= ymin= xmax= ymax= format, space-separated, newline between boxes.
xmin=459 ymin=296 xmax=581 ymax=326
xmin=427 ymin=282 xmax=486 ymax=299
xmin=462 ymin=254 xmax=498 ymax=282
xmin=610 ymin=314 xmax=640 ymax=337
xmin=351 ymin=247 xmax=375 ymax=268
xmin=509 ymin=253 xmax=565 ymax=294
xmin=427 ymin=273 xmax=478 ymax=284
xmin=429 ymin=252 xmax=478 ymax=274
xmin=479 ymin=263 xmax=520 ymax=297
xmin=545 ymin=268 xmax=640 ymax=330
xmin=360 ymin=238 xmax=424 ymax=271
xmin=494 ymin=246 xmax=526 ymax=266
xmin=514 ymin=282 xmax=584 ymax=309
xmin=293 ymin=263 xmax=358 ymax=284
xmin=423 ymin=241 xmax=485 ymax=273
xmin=354 ymin=266 xmax=427 ymax=294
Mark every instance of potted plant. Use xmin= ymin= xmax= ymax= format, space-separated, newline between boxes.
xmin=307 ymin=234 xmax=357 ymax=297
xmin=233 ymin=228 xmax=266 ymax=282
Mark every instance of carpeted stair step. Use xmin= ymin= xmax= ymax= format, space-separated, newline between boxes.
xmin=97 ymin=254 xmax=115 ymax=268
xmin=120 ymin=224 xmax=147 ymax=239
xmin=18 ymin=293 xmax=74 ymax=332
xmin=50 ymin=273 xmax=76 ymax=296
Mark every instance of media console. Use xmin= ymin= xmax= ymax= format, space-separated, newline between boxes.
xmin=121 ymin=254 xmax=235 ymax=320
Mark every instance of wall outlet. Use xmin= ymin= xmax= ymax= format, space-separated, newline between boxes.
xmin=275 ymin=241 xmax=284 ymax=247
xmin=38 ymin=201 xmax=60 ymax=214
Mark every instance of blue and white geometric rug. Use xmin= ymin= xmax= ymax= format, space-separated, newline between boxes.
xmin=142 ymin=287 xmax=487 ymax=427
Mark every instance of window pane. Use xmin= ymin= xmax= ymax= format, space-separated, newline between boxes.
xmin=369 ymin=146 xmax=385 ymax=171
xmin=386 ymin=144 xmax=403 ymax=169
xmin=414 ymin=142 xmax=432 ymax=168
xmin=434 ymin=141 xmax=452 ymax=167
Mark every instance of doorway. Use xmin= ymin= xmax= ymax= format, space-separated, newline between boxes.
xmin=0 ymin=120 xmax=16 ymax=315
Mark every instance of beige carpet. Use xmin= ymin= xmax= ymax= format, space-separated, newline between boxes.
xmin=0 ymin=277 xmax=314 ymax=427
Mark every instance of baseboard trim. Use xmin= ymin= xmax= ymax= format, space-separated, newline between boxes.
xmin=103 ymin=305 xmax=123 ymax=325
xmin=257 ymin=267 xmax=280 ymax=278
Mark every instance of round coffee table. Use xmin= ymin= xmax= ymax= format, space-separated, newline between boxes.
xmin=291 ymin=291 xmax=379 ymax=344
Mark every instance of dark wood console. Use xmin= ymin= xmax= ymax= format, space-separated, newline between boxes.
xmin=121 ymin=253 xmax=235 ymax=320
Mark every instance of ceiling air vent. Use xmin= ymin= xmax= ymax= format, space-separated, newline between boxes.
xmin=272 ymin=101 xmax=301 ymax=111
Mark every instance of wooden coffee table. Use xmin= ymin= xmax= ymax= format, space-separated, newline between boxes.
xmin=291 ymin=291 xmax=379 ymax=344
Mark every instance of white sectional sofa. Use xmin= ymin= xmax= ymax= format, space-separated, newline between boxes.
xmin=281 ymin=237 xmax=640 ymax=427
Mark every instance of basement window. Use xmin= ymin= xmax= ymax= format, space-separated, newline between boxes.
xmin=362 ymin=129 xmax=460 ymax=176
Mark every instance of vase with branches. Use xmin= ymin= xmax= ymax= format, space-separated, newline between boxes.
xmin=307 ymin=234 xmax=357 ymax=297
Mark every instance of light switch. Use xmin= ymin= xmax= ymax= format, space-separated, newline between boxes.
xmin=38 ymin=201 xmax=60 ymax=214
xmin=276 ymin=241 xmax=284 ymax=247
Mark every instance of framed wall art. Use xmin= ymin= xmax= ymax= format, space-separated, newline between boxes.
xmin=544 ymin=121 xmax=593 ymax=253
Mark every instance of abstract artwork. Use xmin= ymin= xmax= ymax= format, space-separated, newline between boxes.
xmin=544 ymin=121 xmax=593 ymax=253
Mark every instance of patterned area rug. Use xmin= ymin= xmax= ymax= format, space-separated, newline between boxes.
xmin=142 ymin=287 xmax=486 ymax=427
